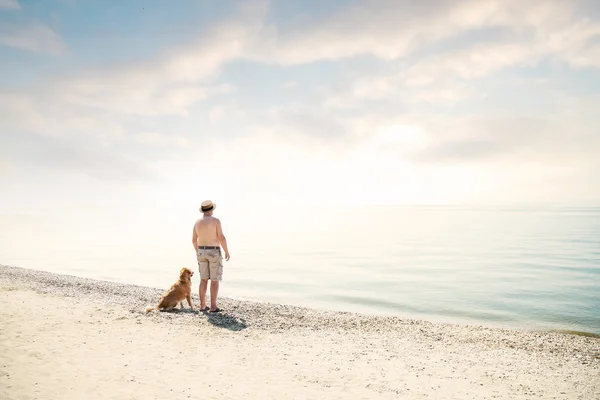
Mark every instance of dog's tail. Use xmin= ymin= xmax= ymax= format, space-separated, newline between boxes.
xmin=145 ymin=305 xmax=158 ymax=313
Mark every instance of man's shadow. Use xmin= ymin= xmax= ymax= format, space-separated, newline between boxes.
xmin=204 ymin=311 xmax=248 ymax=331
xmin=152 ymin=307 xmax=248 ymax=331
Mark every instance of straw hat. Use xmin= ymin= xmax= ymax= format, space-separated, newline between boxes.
xmin=200 ymin=200 xmax=217 ymax=213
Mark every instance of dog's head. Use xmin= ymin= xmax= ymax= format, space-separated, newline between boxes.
xmin=179 ymin=267 xmax=194 ymax=281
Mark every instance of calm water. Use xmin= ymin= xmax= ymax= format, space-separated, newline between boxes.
xmin=2 ymin=206 xmax=599 ymax=334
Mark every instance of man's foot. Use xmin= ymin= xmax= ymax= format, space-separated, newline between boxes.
xmin=200 ymin=306 xmax=209 ymax=312
xmin=209 ymin=308 xmax=222 ymax=313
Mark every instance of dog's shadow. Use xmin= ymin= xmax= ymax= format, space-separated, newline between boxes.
xmin=204 ymin=311 xmax=248 ymax=331
xmin=166 ymin=308 xmax=197 ymax=315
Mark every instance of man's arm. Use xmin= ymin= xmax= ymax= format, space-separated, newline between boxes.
xmin=216 ymin=219 xmax=230 ymax=261
xmin=192 ymin=224 xmax=198 ymax=252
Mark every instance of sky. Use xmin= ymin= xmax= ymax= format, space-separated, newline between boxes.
xmin=1 ymin=0 xmax=600 ymax=224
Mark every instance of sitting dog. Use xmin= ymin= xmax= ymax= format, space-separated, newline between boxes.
xmin=145 ymin=268 xmax=194 ymax=312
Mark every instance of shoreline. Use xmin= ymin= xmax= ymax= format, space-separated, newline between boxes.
xmin=1 ymin=264 xmax=598 ymax=338
xmin=2 ymin=264 xmax=599 ymax=399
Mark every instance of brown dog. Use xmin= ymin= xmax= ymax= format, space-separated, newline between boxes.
xmin=145 ymin=268 xmax=194 ymax=312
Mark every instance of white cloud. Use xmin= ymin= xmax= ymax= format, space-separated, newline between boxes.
xmin=406 ymin=109 xmax=600 ymax=166
xmin=60 ymin=82 xmax=234 ymax=117
xmin=0 ymin=130 xmax=157 ymax=182
xmin=150 ymin=115 xmax=600 ymax=206
xmin=246 ymin=0 xmax=585 ymax=66
xmin=1 ymin=0 xmax=599 ymax=207
xmin=209 ymin=106 xmax=225 ymax=123
xmin=0 ymin=90 xmax=124 ymax=140
xmin=0 ymin=4 xmax=262 ymax=183
xmin=0 ymin=0 xmax=20 ymax=10
xmin=262 ymin=0 xmax=599 ymax=113
xmin=549 ymin=20 xmax=600 ymax=68
xmin=411 ymin=81 xmax=476 ymax=104
xmin=8 ymin=0 xmax=595 ymax=121
xmin=267 ymin=107 xmax=348 ymax=140
xmin=132 ymin=132 xmax=189 ymax=148
xmin=47 ymin=2 xmax=264 ymax=116
xmin=0 ymin=23 xmax=66 ymax=55
xmin=403 ymin=44 xmax=534 ymax=86
xmin=322 ymin=68 xmax=480 ymax=110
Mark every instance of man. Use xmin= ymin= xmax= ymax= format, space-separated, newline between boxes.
xmin=192 ymin=200 xmax=230 ymax=313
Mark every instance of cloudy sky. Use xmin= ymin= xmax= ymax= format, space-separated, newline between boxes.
xmin=1 ymin=0 xmax=600 ymax=220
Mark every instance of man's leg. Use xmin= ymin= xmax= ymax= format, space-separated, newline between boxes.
xmin=199 ymin=279 xmax=209 ymax=310
xmin=210 ymin=280 xmax=219 ymax=312
xmin=208 ymin=253 xmax=223 ymax=312
xmin=197 ymin=255 xmax=209 ymax=310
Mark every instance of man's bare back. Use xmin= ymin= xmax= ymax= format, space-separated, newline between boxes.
xmin=192 ymin=215 xmax=230 ymax=259
xmin=193 ymin=216 xmax=220 ymax=246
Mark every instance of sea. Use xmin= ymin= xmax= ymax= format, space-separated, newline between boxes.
xmin=1 ymin=205 xmax=599 ymax=334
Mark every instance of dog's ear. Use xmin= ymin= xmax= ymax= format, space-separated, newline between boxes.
xmin=179 ymin=267 xmax=187 ymax=277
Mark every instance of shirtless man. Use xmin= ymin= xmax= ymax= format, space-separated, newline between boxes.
xmin=192 ymin=200 xmax=230 ymax=313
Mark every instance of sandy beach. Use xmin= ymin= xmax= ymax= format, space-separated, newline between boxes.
xmin=1 ymin=265 xmax=598 ymax=400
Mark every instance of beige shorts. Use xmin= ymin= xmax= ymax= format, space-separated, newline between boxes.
xmin=196 ymin=247 xmax=223 ymax=281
